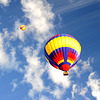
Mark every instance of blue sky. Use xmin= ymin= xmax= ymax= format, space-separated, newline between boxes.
xmin=0 ymin=0 xmax=100 ymax=100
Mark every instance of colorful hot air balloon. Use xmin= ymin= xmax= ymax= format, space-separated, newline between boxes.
xmin=44 ymin=34 xmax=81 ymax=75
xmin=20 ymin=25 xmax=26 ymax=31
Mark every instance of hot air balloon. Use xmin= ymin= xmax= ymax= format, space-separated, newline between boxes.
xmin=20 ymin=25 xmax=26 ymax=31
xmin=44 ymin=34 xmax=81 ymax=75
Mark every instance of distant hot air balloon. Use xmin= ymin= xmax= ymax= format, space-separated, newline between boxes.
xmin=44 ymin=34 xmax=81 ymax=75
xmin=20 ymin=25 xmax=26 ymax=31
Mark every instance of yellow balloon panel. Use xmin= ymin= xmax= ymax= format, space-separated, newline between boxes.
xmin=45 ymin=36 xmax=81 ymax=55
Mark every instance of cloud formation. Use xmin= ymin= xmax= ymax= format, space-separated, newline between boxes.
xmin=50 ymin=86 xmax=65 ymax=99
xmin=0 ymin=32 xmax=19 ymax=71
xmin=11 ymin=79 xmax=18 ymax=91
xmin=12 ymin=20 xmax=25 ymax=42
xmin=55 ymin=0 xmax=97 ymax=14
xmin=22 ymin=46 xmax=45 ymax=98
xmin=0 ymin=0 xmax=11 ymax=7
xmin=69 ymin=57 xmax=93 ymax=77
xmin=21 ymin=0 xmax=54 ymax=42
xmin=71 ymin=84 xmax=90 ymax=100
xmin=87 ymin=72 xmax=100 ymax=100
xmin=39 ymin=95 xmax=49 ymax=100
xmin=47 ymin=63 xmax=71 ymax=88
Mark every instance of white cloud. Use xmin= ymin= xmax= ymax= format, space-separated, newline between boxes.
xmin=21 ymin=0 xmax=54 ymax=42
xmin=11 ymin=20 xmax=25 ymax=42
xmin=71 ymin=84 xmax=78 ymax=99
xmin=69 ymin=0 xmax=73 ymax=3
xmin=9 ymin=48 xmax=20 ymax=70
xmin=45 ymin=58 xmax=93 ymax=100
xmin=71 ymin=84 xmax=90 ymax=100
xmin=22 ymin=46 xmax=71 ymax=99
xmin=69 ymin=57 xmax=93 ymax=77
xmin=79 ymin=87 xmax=90 ymax=100
xmin=9 ymin=0 xmax=54 ymax=46
xmin=79 ymin=87 xmax=88 ymax=96
xmin=50 ymin=86 xmax=65 ymax=99
xmin=55 ymin=0 xmax=96 ymax=14
xmin=0 ymin=0 xmax=11 ymax=7
xmin=47 ymin=63 xmax=71 ymax=89
xmin=11 ymin=79 xmax=17 ymax=91
xmin=22 ymin=46 xmax=45 ymax=98
xmin=87 ymin=72 xmax=100 ymax=100
xmin=0 ymin=33 xmax=9 ymax=66
xmin=2 ymin=28 xmax=9 ymax=39
xmin=39 ymin=95 xmax=49 ymax=100
xmin=66 ymin=98 xmax=71 ymax=100
xmin=69 ymin=58 xmax=99 ymax=100
xmin=0 ymin=32 xmax=20 ymax=71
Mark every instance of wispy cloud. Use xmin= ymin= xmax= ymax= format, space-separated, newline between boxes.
xmin=11 ymin=20 xmax=25 ymax=42
xmin=39 ymin=95 xmax=49 ymax=100
xmin=71 ymin=84 xmax=90 ymax=100
xmin=69 ymin=0 xmax=73 ymax=3
xmin=50 ymin=86 xmax=65 ymax=99
xmin=0 ymin=33 xmax=9 ymax=67
xmin=69 ymin=57 xmax=93 ymax=77
xmin=71 ymin=84 xmax=77 ymax=99
xmin=47 ymin=63 xmax=71 ymax=88
xmin=11 ymin=79 xmax=18 ymax=92
xmin=87 ymin=72 xmax=100 ymax=100
xmin=79 ymin=87 xmax=90 ymax=100
xmin=21 ymin=0 xmax=54 ymax=43
xmin=71 ymin=72 xmax=100 ymax=100
xmin=0 ymin=0 xmax=11 ymax=7
xmin=54 ymin=0 xmax=97 ymax=14
xmin=0 ymin=32 xmax=20 ymax=71
xmin=22 ymin=46 xmax=45 ymax=98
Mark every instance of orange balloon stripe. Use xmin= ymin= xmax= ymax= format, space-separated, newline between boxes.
xmin=50 ymin=49 xmax=64 ymax=65
xmin=67 ymin=52 xmax=77 ymax=61
xmin=53 ymin=52 xmax=64 ymax=64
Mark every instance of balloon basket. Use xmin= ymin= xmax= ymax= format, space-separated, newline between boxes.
xmin=63 ymin=71 xmax=69 ymax=76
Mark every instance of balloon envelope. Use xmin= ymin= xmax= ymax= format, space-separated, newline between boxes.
xmin=20 ymin=25 xmax=26 ymax=31
xmin=44 ymin=34 xmax=81 ymax=71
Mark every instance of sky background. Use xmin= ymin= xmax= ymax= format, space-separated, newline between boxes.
xmin=0 ymin=0 xmax=100 ymax=100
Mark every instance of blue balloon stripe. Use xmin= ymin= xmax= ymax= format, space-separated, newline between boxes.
xmin=50 ymin=47 xmax=78 ymax=59
xmin=44 ymin=49 xmax=60 ymax=68
xmin=62 ymin=47 xmax=68 ymax=62
xmin=59 ymin=62 xmax=71 ymax=67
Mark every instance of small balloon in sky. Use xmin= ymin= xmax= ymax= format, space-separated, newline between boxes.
xmin=20 ymin=25 xmax=26 ymax=31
